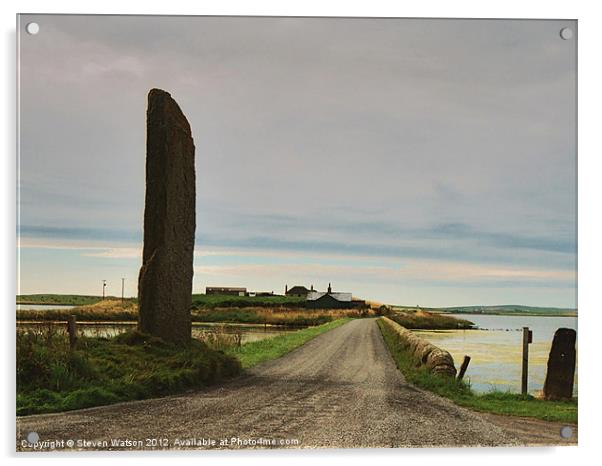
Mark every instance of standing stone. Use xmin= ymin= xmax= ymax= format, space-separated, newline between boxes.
xmin=543 ymin=328 xmax=576 ymax=400
xmin=138 ymin=89 xmax=195 ymax=344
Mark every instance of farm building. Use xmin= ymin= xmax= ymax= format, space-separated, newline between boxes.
xmin=205 ymin=286 xmax=247 ymax=296
xmin=305 ymin=283 xmax=367 ymax=309
xmin=248 ymin=291 xmax=274 ymax=297
xmin=285 ymin=284 xmax=315 ymax=298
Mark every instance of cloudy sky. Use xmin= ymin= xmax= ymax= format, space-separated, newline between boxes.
xmin=18 ymin=15 xmax=576 ymax=307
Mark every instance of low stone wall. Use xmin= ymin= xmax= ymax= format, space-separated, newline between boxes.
xmin=379 ymin=317 xmax=457 ymax=377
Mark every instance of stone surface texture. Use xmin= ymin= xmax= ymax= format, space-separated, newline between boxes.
xmin=543 ymin=328 xmax=577 ymax=401
xmin=138 ymin=88 xmax=195 ymax=343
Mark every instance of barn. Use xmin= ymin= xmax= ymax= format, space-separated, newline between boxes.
xmin=306 ymin=291 xmax=352 ymax=309
xmin=305 ymin=283 xmax=365 ymax=309
xmin=285 ymin=284 xmax=314 ymax=298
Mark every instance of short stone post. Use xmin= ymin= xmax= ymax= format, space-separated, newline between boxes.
xmin=543 ymin=328 xmax=576 ymax=400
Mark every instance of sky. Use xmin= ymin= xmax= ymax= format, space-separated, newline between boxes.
xmin=17 ymin=15 xmax=577 ymax=307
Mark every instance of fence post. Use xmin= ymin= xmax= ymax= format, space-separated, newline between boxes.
xmin=457 ymin=355 xmax=471 ymax=381
xmin=67 ymin=315 xmax=77 ymax=349
xmin=521 ymin=327 xmax=532 ymax=395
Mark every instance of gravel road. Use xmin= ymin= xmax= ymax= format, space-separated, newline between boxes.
xmin=17 ymin=318 xmax=522 ymax=450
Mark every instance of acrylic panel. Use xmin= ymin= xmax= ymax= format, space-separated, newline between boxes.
xmin=16 ymin=15 xmax=577 ymax=451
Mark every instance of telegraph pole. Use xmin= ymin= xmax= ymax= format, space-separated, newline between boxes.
xmin=121 ymin=278 xmax=125 ymax=302
xmin=102 ymin=280 xmax=107 ymax=300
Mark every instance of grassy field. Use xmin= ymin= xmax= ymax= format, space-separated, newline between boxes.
xmin=16 ymin=326 xmax=241 ymax=416
xmin=17 ymin=294 xmax=104 ymax=306
xmin=17 ymin=293 xmax=305 ymax=309
xmin=389 ymin=310 xmax=474 ymax=329
xmin=17 ymin=300 xmax=376 ymax=326
xmin=192 ymin=294 xmax=305 ymax=309
xmin=226 ymin=318 xmax=351 ymax=368
xmin=377 ymin=319 xmax=577 ymax=423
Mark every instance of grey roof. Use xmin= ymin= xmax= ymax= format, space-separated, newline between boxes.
xmin=287 ymin=285 xmax=310 ymax=293
xmin=306 ymin=291 xmax=352 ymax=302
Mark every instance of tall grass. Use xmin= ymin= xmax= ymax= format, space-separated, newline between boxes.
xmin=17 ymin=299 xmax=138 ymax=322
xmin=16 ymin=326 xmax=241 ymax=416
xmin=389 ymin=310 xmax=474 ymax=329
xmin=194 ymin=307 xmax=377 ymax=326
xmin=197 ymin=326 xmax=243 ymax=351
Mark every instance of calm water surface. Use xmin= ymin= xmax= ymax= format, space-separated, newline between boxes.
xmin=414 ymin=314 xmax=578 ymax=395
xmin=17 ymin=321 xmax=296 ymax=345
xmin=17 ymin=304 xmax=75 ymax=311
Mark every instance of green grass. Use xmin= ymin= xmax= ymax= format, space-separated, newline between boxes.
xmin=389 ymin=310 xmax=474 ymax=329
xmin=377 ymin=319 xmax=577 ymax=424
xmin=226 ymin=318 xmax=351 ymax=369
xmin=17 ymin=293 xmax=305 ymax=309
xmin=17 ymin=327 xmax=241 ymax=416
xmin=192 ymin=294 xmax=305 ymax=309
xmin=17 ymin=294 xmax=104 ymax=306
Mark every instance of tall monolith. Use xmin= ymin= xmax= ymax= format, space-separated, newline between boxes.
xmin=138 ymin=88 xmax=195 ymax=344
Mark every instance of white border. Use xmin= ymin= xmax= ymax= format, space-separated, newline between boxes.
xmin=3 ymin=1 xmax=600 ymax=464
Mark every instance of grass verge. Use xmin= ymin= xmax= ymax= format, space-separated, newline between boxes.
xmin=377 ymin=319 xmax=577 ymax=424
xmin=226 ymin=318 xmax=351 ymax=369
xmin=17 ymin=327 xmax=241 ymax=416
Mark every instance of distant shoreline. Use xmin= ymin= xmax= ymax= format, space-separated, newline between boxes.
xmin=17 ymin=302 xmax=76 ymax=306
xmin=16 ymin=294 xmax=578 ymax=318
xmin=444 ymin=311 xmax=577 ymax=317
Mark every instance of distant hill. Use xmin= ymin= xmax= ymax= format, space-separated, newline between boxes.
xmin=440 ymin=304 xmax=577 ymax=316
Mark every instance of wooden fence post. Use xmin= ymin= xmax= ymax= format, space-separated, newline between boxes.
xmin=457 ymin=355 xmax=471 ymax=381
xmin=521 ymin=327 xmax=532 ymax=395
xmin=67 ymin=315 xmax=77 ymax=349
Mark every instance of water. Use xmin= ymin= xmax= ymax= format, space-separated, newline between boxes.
xmin=17 ymin=303 xmax=75 ymax=311
xmin=414 ymin=314 xmax=578 ymax=395
xmin=16 ymin=321 xmax=296 ymax=345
